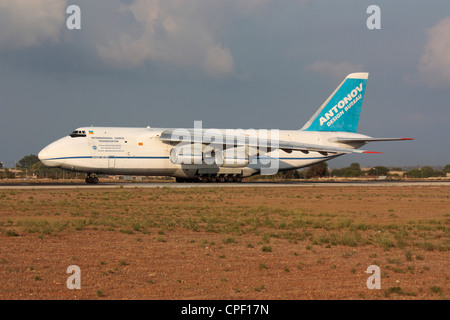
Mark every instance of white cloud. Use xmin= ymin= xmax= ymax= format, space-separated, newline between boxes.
xmin=305 ymin=60 xmax=365 ymax=80
xmin=0 ymin=0 xmax=66 ymax=49
xmin=95 ymin=0 xmax=236 ymax=78
xmin=0 ymin=0 xmax=278 ymax=78
xmin=204 ymin=44 xmax=235 ymax=78
xmin=417 ymin=17 xmax=450 ymax=88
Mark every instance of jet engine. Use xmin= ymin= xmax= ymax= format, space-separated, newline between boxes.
xmin=214 ymin=149 xmax=249 ymax=168
xmin=170 ymin=146 xmax=202 ymax=165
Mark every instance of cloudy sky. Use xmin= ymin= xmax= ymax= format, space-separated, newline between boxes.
xmin=0 ymin=0 xmax=449 ymax=169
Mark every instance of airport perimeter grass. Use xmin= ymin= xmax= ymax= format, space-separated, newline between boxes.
xmin=0 ymin=185 xmax=449 ymax=299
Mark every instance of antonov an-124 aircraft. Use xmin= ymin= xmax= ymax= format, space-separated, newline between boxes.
xmin=38 ymin=73 xmax=412 ymax=183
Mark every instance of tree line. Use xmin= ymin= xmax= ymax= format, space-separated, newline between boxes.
xmin=329 ymin=162 xmax=449 ymax=178
xmin=256 ymin=162 xmax=450 ymax=180
xmin=0 ymin=154 xmax=79 ymax=179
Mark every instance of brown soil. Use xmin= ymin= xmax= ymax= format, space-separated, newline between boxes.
xmin=0 ymin=185 xmax=448 ymax=300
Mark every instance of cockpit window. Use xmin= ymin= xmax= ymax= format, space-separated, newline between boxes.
xmin=70 ymin=130 xmax=86 ymax=137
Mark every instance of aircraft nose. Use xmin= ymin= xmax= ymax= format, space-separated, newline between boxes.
xmin=38 ymin=135 xmax=82 ymax=168
xmin=38 ymin=148 xmax=48 ymax=162
xmin=38 ymin=144 xmax=61 ymax=167
xmin=38 ymin=146 xmax=53 ymax=167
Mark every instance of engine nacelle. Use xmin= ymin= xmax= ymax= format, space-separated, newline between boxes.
xmin=215 ymin=149 xmax=249 ymax=168
xmin=170 ymin=146 xmax=202 ymax=165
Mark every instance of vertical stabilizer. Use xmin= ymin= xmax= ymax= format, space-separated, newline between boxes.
xmin=301 ymin=73 xmax=368 ymax=132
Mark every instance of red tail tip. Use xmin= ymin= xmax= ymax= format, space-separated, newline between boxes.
xmin=401 ymin=138 xmax=414 ymax=140
xmin=363 ymin=151 xmax=384 ymax=154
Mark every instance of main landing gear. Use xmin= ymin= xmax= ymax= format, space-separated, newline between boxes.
xmin=176 ymin=175 xmax=243 ymax=183
xmin=85 ymin=174 xmax=99 ymax=184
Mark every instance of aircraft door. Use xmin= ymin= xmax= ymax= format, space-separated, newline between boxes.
xmin=108 ymin=156 xmax=116 ymax=168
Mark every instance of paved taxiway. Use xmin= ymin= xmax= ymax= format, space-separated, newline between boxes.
xmin=0 ymin=180 xmax=449 ymax=189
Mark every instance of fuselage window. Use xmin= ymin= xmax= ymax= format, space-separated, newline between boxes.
xmin=70 ymin=130 xmax=87 ymax=138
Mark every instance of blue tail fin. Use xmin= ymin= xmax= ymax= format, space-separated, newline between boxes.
xmin=301 ymin=72 xmax=368 ymax=133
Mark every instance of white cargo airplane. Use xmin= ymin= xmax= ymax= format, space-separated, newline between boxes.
xmin=38 ymin=73 xmax=412 ymax=184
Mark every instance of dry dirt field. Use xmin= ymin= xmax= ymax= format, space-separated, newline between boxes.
xmin=0 ymin=185 xmax=448 ymax=300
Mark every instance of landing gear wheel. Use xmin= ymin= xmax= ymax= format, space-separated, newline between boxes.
xmin=85 ymin=174 xmax=99 ymax=184
xmin=209 ymin=176 xmax=217 ymax=183
xmin=217 ymin=175 xmax=226 ymax=183
xmin=233 ymin=175 xmax=242 ymax=183
xmin=226 ymin=175 xmax=234 ymax=183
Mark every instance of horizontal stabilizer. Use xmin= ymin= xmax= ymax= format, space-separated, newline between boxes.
xmin=332 ymin=137 xmax=414 ymax=143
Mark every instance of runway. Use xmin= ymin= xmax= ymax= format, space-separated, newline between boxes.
xmin=1 ymin=180 xmax=449 ymax=189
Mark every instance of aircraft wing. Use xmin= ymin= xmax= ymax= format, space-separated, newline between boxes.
xmin=159 ymin=129 xmax=382 ymax=155
xmin=276 ymin=140 xmax=381 ymax=154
